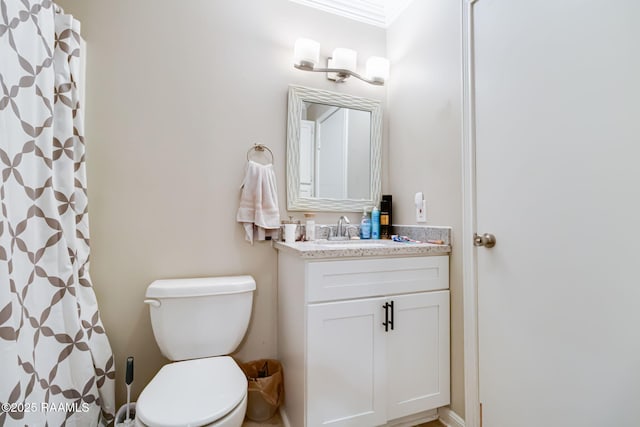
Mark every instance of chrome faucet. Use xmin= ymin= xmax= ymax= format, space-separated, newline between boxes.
xmin=334 ymin=215 xmax=350 ymax=240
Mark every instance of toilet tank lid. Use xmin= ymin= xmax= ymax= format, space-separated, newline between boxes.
xmin=146 ymin=275 xmax=256 ymax=299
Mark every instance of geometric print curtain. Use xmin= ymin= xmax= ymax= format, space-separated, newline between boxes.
xmin=0 ymin=1 xmax=115 ymax=425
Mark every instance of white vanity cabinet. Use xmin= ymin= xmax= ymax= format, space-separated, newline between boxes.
xmin=277 ymin=253 xmax=450 ymax=427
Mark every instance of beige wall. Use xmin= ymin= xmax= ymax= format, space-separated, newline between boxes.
xmin=387 ymin=0 xmax=465 ymax=418
xmin=57 ymin=0 xmax=387 ymax=407
xmin=58 ymin=0 xmax=465 ymax=417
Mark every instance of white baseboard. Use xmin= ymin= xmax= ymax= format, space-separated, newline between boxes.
xmin=386 ymin=409 xmax=438 ymax=426
xmin=437 ymin=407 xmax=465 ymax=427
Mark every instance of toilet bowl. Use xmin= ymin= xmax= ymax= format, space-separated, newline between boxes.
xmin=136 ymin=394 xmax=247 ymax=427
xmin=137 ymin=276 xmax=256 ymax=427
xmin=135 ymin=357 xmax=247 ymax=427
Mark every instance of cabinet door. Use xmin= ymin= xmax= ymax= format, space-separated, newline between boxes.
xmin=307 ymin=297 xmax=387 ymax=427
xmin=386 ymin=291 xmax=450 ymax=420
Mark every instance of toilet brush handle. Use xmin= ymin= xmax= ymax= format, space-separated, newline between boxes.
xmin=126 ymin=357 xmax=134 ymax=385
xmin=126 ymin=384 xmax=131 ymax=421
xmin=125 ymin=356 xmax=134 ymax=422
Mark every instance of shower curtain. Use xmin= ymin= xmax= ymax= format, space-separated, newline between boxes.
xmin=0 ymin=1 xmax=115 ymax=425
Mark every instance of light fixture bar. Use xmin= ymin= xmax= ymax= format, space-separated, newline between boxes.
xmin=292 ymin=38 xmax=388 ymax=86
xmin=294 ymin=62 xmax=384 ymax=86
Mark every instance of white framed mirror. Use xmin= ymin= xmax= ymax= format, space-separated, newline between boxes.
xmin=286 ymin=85 xmax=382 ymax=212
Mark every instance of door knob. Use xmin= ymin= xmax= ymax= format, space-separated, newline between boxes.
xmin=473 ymin=232 xmax=496 ymax=248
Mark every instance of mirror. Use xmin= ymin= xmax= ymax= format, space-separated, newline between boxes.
xmin=287 ymin=85 xmax=382 ymax=211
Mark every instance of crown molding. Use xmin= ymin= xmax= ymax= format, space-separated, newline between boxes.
xmin=291 ymin=0 xmax=415 ymax=28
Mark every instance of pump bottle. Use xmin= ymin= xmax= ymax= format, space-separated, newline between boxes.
xmin=371 ymin=206 xmax=380 ymax=239
xmin=359 ymin=208 xmax=371 ymax=239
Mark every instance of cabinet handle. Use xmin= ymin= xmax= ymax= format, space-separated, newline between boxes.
xmin=382 ymin=302 xmax=390 ymax=332
xmin=389 ymin=300 xmax=394 ymax=331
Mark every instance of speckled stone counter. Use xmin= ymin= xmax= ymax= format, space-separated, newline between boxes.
xmin=273 ymin=239 xmax=450 ymax=259
xmin=273 ymin=225 xmax=452 ymax=259
xmin=392 ymin=225 xmax=451 ymax=245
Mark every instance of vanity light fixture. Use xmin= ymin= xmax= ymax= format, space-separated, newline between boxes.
xmin=293 ymin=38 xmax=389 ymax=86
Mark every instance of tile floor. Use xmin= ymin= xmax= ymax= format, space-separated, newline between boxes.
xmin=242 ymin=413 xmax=445 ymax=427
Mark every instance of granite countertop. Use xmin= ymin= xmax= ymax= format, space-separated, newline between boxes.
xmin=273 ymin=239 xmax=451 ymax=259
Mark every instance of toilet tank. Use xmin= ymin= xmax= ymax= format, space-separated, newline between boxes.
xmin=145 ymin=276 xmax=255 ymax=361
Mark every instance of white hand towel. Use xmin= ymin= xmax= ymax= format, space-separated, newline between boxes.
xmin=237 ymin=160 xmax=281 ymax=244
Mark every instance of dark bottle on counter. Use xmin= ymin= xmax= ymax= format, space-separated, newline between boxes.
xmin=380 ymin=195 xmax=392 ymax=239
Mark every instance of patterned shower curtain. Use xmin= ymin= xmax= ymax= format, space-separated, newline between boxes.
xmin=0 ymin=1 xmax=115 ymax=425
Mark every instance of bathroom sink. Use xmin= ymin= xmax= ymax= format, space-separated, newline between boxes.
xmin=311 ymin=239 xmax=396 ymax=248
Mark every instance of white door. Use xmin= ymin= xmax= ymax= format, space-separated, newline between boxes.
xmin=317 ymin=108 xmax=348 ymax=198
xmin=307 ymin=298 xmax=387 ymax=427
xmin=473 ymin=1 xmax=640 ymax=426
xmin=299 ymin=119 xmax=315 ymax=197
xmin=386 ymin=291 xmax=450 ymax=420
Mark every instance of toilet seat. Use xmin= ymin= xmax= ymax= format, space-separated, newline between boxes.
xmin=136 ymin=356 xmax=247 ymax=427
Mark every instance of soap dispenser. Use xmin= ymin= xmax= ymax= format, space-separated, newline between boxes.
xmin=359 ymin=207 xmax=371 ymax=239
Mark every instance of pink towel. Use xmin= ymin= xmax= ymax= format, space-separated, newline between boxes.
xmin=237 ymin=161 xmax=281 ymax=244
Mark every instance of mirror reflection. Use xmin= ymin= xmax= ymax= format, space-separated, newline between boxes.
xmin=287 ymin=85 xmax=382 ymax=212
xmin=299 ymin=102 xmax=371 ymax=200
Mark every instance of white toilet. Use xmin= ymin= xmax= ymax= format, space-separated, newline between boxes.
xmin=135 ymin=276 xmax=256 ymax=427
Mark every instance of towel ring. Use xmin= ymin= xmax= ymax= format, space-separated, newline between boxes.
xmin=247 ymin=143 xmax=274 ymax=164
